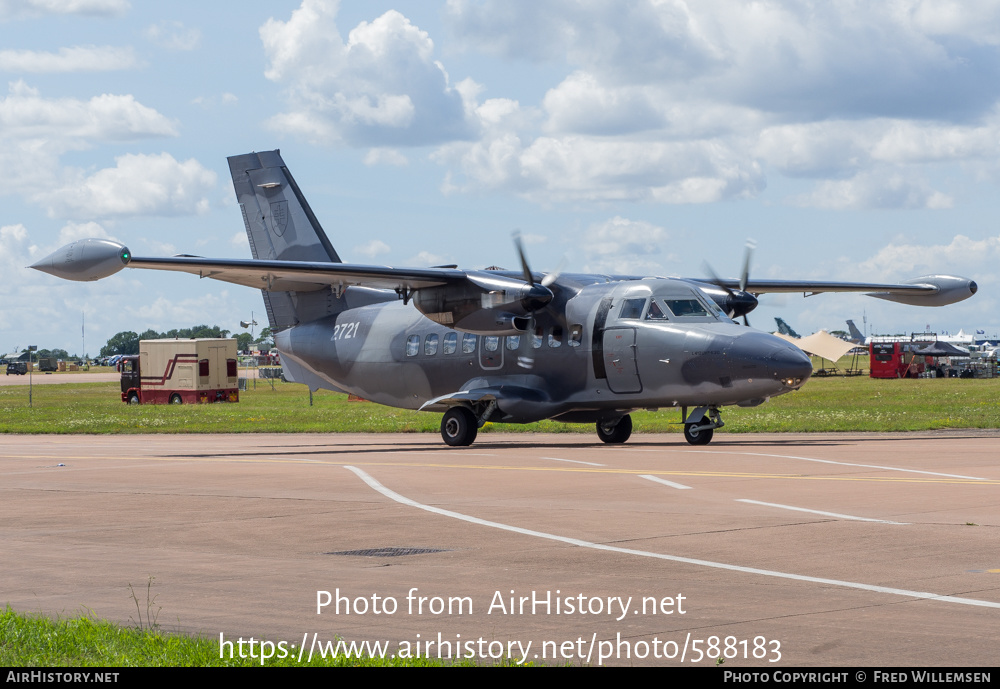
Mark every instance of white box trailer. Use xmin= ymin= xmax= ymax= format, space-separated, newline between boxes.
xmin=120 ymin=338 xmax=239 ymax=404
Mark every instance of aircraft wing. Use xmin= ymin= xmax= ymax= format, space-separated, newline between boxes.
xmin=700 ymin=276 xmax=977 ymax=307
xmin=29 ymin=237 xmax=557 ymax=334
xmin=126 ymin=255 xmax=467 ymax=293
xmin=31 ymin=238 xmax=977 ymax=311
xmin=28 ymin=238 xmax=467 ymax=292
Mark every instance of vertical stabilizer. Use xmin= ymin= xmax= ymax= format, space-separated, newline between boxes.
xmin=228 ymin=150 xmax=342 ymax=330
xmin=774 ymin=317 xmax=801 ymax=339
xmin=846 ymin=320 xmax=865 ymax=343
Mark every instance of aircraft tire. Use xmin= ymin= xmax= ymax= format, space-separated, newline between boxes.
xmin=441 ymin=407 xmax=478 ymax=447
xmin=127 ymin=392 xmax=140 ymax=405
xmin=597 ymin=414 xmax=632 ymax=444
xmin=683 ymin=423 xmax=713 ymax=445
xmin=170 ymin=394 xmax=182 ymax=405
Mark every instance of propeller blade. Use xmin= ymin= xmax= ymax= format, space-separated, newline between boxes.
xmin=513 ymin=232 xmax=535 ymax=286
xmin=702 ymin=260 xmax=737 ymax=317
xmin=739 ymin=239 xmax=756 ymax=293
xmin=517 ymin=316 xmax=536 ymax=369
xmin=540 ymin=257 xmax=566 ymax=288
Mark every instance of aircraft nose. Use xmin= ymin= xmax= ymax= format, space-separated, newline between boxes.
xmin=768 ymin=342 xmax=812 ymax=389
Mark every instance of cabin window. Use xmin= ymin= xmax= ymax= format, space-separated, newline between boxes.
xmin=569 ymin=324 xmax=583 ymax=346
xmin=532 ymin=326 xmax=543 ymax=349
xmin=199 ymin=359 xmax=209 ymax=377
xmin=424 ymin=334 xmax=439 ymax=356
xmin=485 ymin=336 xmax=499 ymax=352
xmin=462 ymin=333 xmax=477 ymax=354
xmin=619 ymin=298 xmax=646 ymax=319
xmin=506 ymin=335 xmax=520 ymax=350
xmin=548 ymin=327 xmax=563 ymax=348
xmin=406 ymin=334 xmax=420 ymax=357
xmin=226 ymin=359 xmax=238 ymax=378
xmin=443 ymin=332 xmax=457 ymax=354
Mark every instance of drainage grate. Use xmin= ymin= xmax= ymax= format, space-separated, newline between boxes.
xmin=326 ymin=547 xmax=449 ymax=557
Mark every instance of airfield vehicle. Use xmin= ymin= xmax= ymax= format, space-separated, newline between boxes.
xmin=6 ymin=362 xmax=27 ymax=376
xmin=120 ymin=338 xmax=239 ymax=405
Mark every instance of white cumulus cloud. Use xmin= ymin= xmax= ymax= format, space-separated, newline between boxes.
xmin=145 ymin=21 xmax=201 ymax=51
xmin=0 ymin=0 xmax=129 ymax=18
xmin=0 ymin=46 xmax=138 ymax=72
xmin=261 ymin=0 xmax=474 ymax=146
xmin=42 ymin=152 xmax=217 ymax=218
xmin=791 ymin=171 xmax=953 ymax=210
xmin=353 ymin=239 xmax=391 ymax=258
xmin=580 ymin=216 xmax=674 ymax=274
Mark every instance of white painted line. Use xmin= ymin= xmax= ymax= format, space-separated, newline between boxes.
xmin=639 ymin=474 xmax=692 ymax=490
xmin=541 ymin=456 xmax=605 ymax=467
xmin=687 ymin=451 xmax=987 ymax=481
xmin=345 ymin=466 xmax=1000 ymax=610
xmin=389 ymin=452 xmax=497 ymax=457
xmin=736 ymin=499 xmax=908 ymax=524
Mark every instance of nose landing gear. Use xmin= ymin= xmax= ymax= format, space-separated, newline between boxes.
xmin=682 ymin=406 xmax=724 ymax=446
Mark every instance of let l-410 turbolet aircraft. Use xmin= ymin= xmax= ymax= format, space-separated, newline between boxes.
xmin=32 ymin=150 xmax=978 ymax=447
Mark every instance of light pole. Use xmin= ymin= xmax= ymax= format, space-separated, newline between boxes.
xmin=240 ymin=314 xmax=257 ymax=390
xmin=27 ymin=345 xmax=37 ymax=407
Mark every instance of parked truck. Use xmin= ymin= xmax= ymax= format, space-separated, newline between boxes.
xmin=120 ymin=338 xmax=239 ymax=404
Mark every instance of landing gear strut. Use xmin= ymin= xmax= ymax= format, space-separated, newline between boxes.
xmin=682 ymin=406 xmax=724 ymax=446
xmin=597 ymin=414 xmax=632 ymax=444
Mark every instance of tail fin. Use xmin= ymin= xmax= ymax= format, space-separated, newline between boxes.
xmin=774 ymin=317 xmax=801 ymax=338
xmin=228 ymin=150 xmax=342 ymax=330
xmin=846 ymin=320 xmax=864 ymax=342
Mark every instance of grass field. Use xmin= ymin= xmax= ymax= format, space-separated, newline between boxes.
xmin=0 ymin=607 xmax=480 ymax=667
xmin=1 ymin=372 xmax=998 ymax=435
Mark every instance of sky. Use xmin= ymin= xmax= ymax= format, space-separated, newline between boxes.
xmin=3 ymin=0 xmax=1000 ymax=357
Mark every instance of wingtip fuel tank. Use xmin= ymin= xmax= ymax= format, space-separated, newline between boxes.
xmin=29 ymin=238 xmax=131 ymax=281
xmin=867 ymin=275 xmax=978 ymax=307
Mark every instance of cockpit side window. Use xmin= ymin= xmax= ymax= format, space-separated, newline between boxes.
xmin=664 ymin=299 xmax=709 ymax=318
xmin=619 ymin=298 xmax=646 ymax=319
xmin=646 ymin=300 xmax=669 ymax=320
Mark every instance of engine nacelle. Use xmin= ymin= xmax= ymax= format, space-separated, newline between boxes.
xmin=413 ymin=273 xmax=551 ymax=334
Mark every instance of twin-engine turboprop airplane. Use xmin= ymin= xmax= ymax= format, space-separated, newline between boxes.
xmin=31 ymin=150 xmax=978 ymax=447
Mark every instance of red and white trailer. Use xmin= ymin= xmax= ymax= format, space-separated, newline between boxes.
xmin=120 ymin=338 xmax=239 ymax=404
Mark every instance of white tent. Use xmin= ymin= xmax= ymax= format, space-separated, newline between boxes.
xmin=771 ymin=330 xmax=854 ymax=363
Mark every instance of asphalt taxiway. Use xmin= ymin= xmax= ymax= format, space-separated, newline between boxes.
xmin=2 ymin=432 xmax=998 ymax=666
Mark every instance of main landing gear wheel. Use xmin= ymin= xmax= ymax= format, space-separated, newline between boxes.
xmin=597 ymin=414 xmax=632 ymax=444
xmin=683 ymin=423 xmax=713 ymax=446
xmin=441 ymin=407 xmax=478 ymax=447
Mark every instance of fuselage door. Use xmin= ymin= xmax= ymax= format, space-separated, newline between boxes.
xmin=603 ymin=328 xmax=642 ymax=393
xmin=479 ymin=335 xmax=504 ymax=370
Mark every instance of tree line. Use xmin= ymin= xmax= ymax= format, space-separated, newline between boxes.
xmin=100 ymin=325 xmax=272 ymax=357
